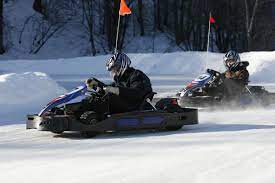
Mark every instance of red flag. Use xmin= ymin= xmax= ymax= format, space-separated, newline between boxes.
xmin=209 ymin=15 xmax=215 ymax=24
xmin=119 ymin=0 xmax=132 ymax=16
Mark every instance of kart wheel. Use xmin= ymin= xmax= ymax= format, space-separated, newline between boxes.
xmin=40 ymin=118 xmax=66 ymax=134
xmin=51 ymin=131 xmax=64 ymax=134
xmin=165 ymin=125 xmax=183 ymax=131
xmin=80 ymin=111 xmax=99 ymax=125
xmin=80 ymin=131 xmax=99 ymax=138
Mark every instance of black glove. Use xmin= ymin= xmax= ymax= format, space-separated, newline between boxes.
xmin=229 ymin=62 xmax=249 ymax=72
xmin=103 ymin=86 xmax=119 ymax=95
xmin=207 ymin=69 xmax=220 ymax=76
xmin=85 ymin=78 xmax=99 ymax=91
xmin=207 ymin=69 xmax=215 ymax=75
xmin=206 ymin=69 xmax=213 ymax=74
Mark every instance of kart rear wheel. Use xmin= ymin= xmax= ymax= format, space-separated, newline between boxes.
xmin=51 ymin=131 xmax=64 ymax=134
xmin=80 ymin=131 xmax=99 ymax=138
xmin=165 ymin=125 xmax=183 ymax=131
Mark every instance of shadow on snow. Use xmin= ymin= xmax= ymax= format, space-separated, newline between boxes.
xmin=53 ymin=122 xmax=275 ymax=140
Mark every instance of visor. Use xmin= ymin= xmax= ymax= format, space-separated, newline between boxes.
xmin=106 ymin=58 xmax=115 ymax=71
xmin=226 ymin=59 xmax=236 ymax=67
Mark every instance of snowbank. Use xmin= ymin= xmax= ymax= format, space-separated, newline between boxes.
xmin=0 ymin=72 xmax=66 ymax=124
xmin=0 ymin=52 xmax=223 ymax=76
xmin=0 ymin=51 xmax=274 ymax=82
xmin=241 ymin=52 xmax=275 ymax=82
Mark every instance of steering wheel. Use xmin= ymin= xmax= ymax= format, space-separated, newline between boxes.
xmin=206 ymin=69 xmax=221 ymax=76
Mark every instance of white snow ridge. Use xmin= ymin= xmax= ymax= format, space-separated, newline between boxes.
xmin=0 ymin=72 xmax=66 ymax=124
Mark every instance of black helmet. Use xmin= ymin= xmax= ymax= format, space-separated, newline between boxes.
xmin=106 ymin=52 xmax=131 ymax=78
xmin=223 ymin=50 xmax=240 ymax=69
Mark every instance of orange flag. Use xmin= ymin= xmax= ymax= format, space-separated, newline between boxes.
xmin=119 ymin=0 xmax=132 ymax=16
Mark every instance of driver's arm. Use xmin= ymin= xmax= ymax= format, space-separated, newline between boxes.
xmin=225 ymin=69 xmax=249 ymax=81
xmin=225 ymin=71 xmax=236 ymax=79
xmin=119 ymin=78 xmax=150 ymax=102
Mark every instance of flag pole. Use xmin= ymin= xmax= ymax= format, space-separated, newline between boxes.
xmin=115 ymin=14 xmax=121 ymax=54
xmin=207 ymin=12 xmax=211 ymax=52
xmin=114 ymin=0 xmax=131 ymax=54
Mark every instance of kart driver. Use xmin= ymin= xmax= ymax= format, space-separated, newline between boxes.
xmin=74 ymin=52 xmax=153 ymax=123
xmin=222 ymin=50 xmax=249 ymax=98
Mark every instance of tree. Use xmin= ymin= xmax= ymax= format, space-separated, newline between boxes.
xmin=244 ymin=0 xmax=259 ymax=51
xmin=33 ymin=0 xmax=47 ymax=17
xmin=0 ymin=0 xmax=5 ymax=54
xmin=17 ymin=0 xmax=274 ymax=56
xmin=137 ymin=0 xmax=144 ymax=36
xmin=82 ymin=0 xmax=97 ymax=56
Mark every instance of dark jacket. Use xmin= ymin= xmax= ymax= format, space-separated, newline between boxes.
xmin=222 ymin=61 xmax=250 ymax=98
xmin=223 ymin=61 xmax=249 ymax=85
xmin=112 ymin=67 xmax=152 ymax=109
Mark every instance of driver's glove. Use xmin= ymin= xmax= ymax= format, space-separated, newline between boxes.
xmin=85 ymin=78 xmax=98 ymax=91
xmin=103 ymin=86 xmax=119 ymax=95
xmin=207 ymin=69 xmax=218 ymax=75
xmin=206 ymin=69 xmax=212 ymax=73
xmin=225 ymin=71 xmax=236 ymax=79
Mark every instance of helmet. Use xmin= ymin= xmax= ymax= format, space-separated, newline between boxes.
xmin=223 ymin=50 xmax=240 ymax=69
xmin=106 ymin=52 xmax=131 ymax=78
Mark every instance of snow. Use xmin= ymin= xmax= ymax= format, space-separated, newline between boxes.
xmin=241 ymin=52 xmax=275 ymax=83
xmin=1 ymin=109 xmax=275 ymax=183
xmin=0 ymin=51 xmax=275 ymax=82
xmin=0 ymin=51 xmax=275 ymax=183
xmin=0 ymin=72 xmax=66 ymax=124
xmin=1 ymin=1 xmax=274 ymax=182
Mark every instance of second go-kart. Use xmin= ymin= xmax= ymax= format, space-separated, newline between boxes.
xmin=177 ymin=65 xmax=273 ymax=108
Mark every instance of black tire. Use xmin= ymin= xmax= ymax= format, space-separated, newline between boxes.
xmin=165 ymin=125 xmax=183 ymax=131
xmin=80 ymin=131 xmax=99 ymax=138
xmin=40 ymin=118 xmax=66 ymax=134
xmin=80 ymin=111 xmax=99 ymax=125
xmin=51 ymin=130 xmax=64 ymax=134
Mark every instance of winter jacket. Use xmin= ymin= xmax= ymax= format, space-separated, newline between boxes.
xmin=223 ymin=61 xmax=249 ymax=85
xmin=112 ymin=67 xmax=153 ymax=110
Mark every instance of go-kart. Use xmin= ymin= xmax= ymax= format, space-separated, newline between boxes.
xmin=177 ymin=63 xmax=272 ymax=108
xmin=27 ymin=78 xmax=198 ymax=137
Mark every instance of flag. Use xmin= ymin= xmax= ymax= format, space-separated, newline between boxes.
xmin=209 ymin=15 xmax=215 ymax=24
xmin=119 ymin=0 xmax=132 ymax=16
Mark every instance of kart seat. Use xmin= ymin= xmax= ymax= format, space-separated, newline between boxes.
xmin=139 ymin=92 xmax=157 ymax=110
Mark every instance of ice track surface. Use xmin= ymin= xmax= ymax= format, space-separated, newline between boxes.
xmin=1 ymin=108 xmax=275 ymax=183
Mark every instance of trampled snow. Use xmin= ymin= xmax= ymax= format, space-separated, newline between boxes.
xmin=0 ymin=51 xmax=275 ymax=183
xmin=1 ymin=109 xmax=275 ymax=183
